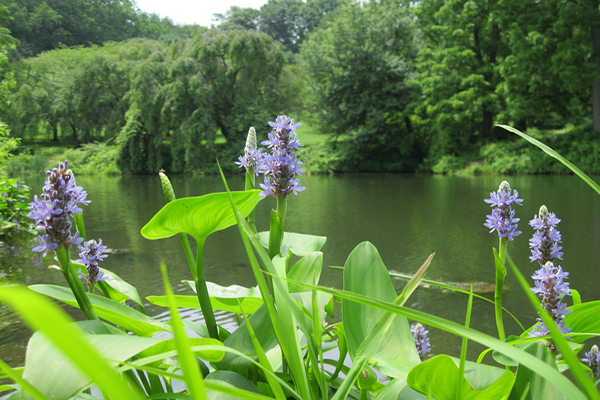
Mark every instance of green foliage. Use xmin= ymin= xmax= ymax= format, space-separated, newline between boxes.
xmin=301 ymin=1 xmax=421 ymax=172
xmin=0 ymin=177 xmax=34 ymax=243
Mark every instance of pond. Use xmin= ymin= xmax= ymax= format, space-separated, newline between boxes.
xmin=1 ymin=173 xmax=599 ymax=367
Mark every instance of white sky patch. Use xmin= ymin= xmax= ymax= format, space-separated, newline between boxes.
xmin=135 ymin=0 xmax=269 ymax=27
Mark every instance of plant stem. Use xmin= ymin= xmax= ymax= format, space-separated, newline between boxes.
xmin=494 ymin=238 xmax=508 ymax=342
xmin=56 ymin=246 xmax=98 ymax=320
xmin=277 ymin=196 xmax=287 ymax=227
xmin=194 ymin=239 xmax=219 ymax=340
xmin=245 ymin=170 xmax=257 ymax=233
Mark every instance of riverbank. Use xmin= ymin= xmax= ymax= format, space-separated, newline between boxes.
xmin=6 ymin=125 xmax=600 ymax=177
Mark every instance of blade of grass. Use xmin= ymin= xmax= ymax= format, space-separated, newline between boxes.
xmin=387 ymin=271 xmax=525 ymax=331
xmin=160 ymin=264 xmax=207 ymax=400
xmin=497 ymin=124 xmax=600 ymax=195
xmin=0 ymin=285 xmax=145 ymax=399
xmin=457 ymin=286 xmax=474 ymax=398
xmin=505 ymin=254 xmax=600 ymax=399
xmin=283 ymin=277 xmax=587 ymax=400
xmin=0 ymin=359 xmax=48 ymax=400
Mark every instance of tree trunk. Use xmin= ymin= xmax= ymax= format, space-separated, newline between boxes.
xmin=51 ymin=123 xmax=58 ymax=142
xmin=482 ymin=107 xmax=493 ymax=141
xmin=592 ymin=26 xmax=600 ymax=131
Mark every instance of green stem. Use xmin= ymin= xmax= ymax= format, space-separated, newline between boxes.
xmin=494 ymin=238 xmax=508 ymax=342
xmin=277 ymin=196 xmax=287 ymax=227
xmin=56 ymin=246 xmax=98 ymax=321
xmin=195 ymin=239 xmax=219 ymax=340
xmin=245 ymin=170 xmax=257 ymax=233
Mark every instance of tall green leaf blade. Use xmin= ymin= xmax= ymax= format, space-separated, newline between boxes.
xmin=509 ymin=343 xmax=567 ymax=400
xmin=343 ymin=242 xmax=421 ymax=377
xmin=287 ymin=252 xmax=323 ymax=293
xmin=497 ymin=125 xmax=600 ymax=195
xmin=141 ymin=190 xmax=262 ymax=241
xmin=0 ymin=285 xmax=145 ymax=400
xmin=29 ymin=284 xmax=169 ymax=336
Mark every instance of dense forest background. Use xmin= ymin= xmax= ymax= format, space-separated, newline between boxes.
xmin=1 ymin=0 xmax=600 ymax=175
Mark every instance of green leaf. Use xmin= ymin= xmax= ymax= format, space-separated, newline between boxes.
xmin=23 ymin=327 xmax=165 ymax=399
xmin=268 ymin=209 xmax=284 ymax=259
xmin=141 ymin=190 xmax=262 ymax=241
xmin=0 ymin=285 xmax=145 ymax=400
xmin=343 ymin=242 xmax=421 ymax=378
xmin=182 ymin=280 xmax=263 ymax=314
xmin=565 ymin=300 xmax=600 ymax=342
xmin=498 ymin=125 xmax=600 ymax=196
xmin=29 ymin=284 xmax=169 ymax=336
xmin=287 ymin=252 xmax=323 ymax=293
xmin=407 ymin=355 xmax=515 ymax=400
xmin=509 ymin=343 xmax=567 ymax=400
xmin=96 ymin=266 xmax=145 ymax=312
xmin=0 ymin=358 xmax=47 ymax=400
xmin=205 ymin=371 xmax=263 ymax=399
xmin=257 ymin=231 xmax=327 ymax=256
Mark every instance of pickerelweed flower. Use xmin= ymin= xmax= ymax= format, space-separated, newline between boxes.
xmin=411 ymin=323 xmax=431 ymax=361
xmin=259 ymin=115 xmax=305 ymax=198
xmin=529 ymin=205 xmax=563 ymax=265
xmin=529 ymin=261 xmax=571 ymax=338
xmin=484 ymin=181 xmax=523 ymax=240
xmin=28 ymin=160 xmax=89 ymax=257
xmin=235 ymin=127 xmax=264 ymax=175
xmin=77 ymin=239 xmax=108 ymax=285
xmin=582 ymin=345 xmax=600 ymax=380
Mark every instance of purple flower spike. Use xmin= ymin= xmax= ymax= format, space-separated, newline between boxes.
xmin=259 ymin=115 xmax=305 ymax=199
xmin=529 ymin=205 xmax=563 ymax=265
xmin=529 ymin=261 xmax=572 ymax=341
xmin=582 ymin=345 xmax=600 ymax=380
xmin=77 ymin=239 xmax=109 ymax=285
xmin=484 ymin=181 xmax=523 ymax=240
xmin=28 ymin=160 xmax=89 ymax=255
xmin=411 ymin=323 xmax=431 ymax=361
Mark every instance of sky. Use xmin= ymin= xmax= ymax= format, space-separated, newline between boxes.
xmin=135 ymin=0 xmax=269 ymax=27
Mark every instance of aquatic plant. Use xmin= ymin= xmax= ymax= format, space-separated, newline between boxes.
xmin=1 ymin=124 xmax=600 ymax=400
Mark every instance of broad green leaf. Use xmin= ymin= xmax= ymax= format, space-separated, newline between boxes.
xmin=138 ymin=337 xmax=225 ymax=363
xmin=0 ymin=359 xmax=47 ymax=400
xmin=565 ymin=301 xmax=600 ymax=342
xmin=509 ymin=343 xmax=567 ymax=400
xmin=97 ymin=267 xmax=145 ymax=312
xmin=178 ymin=280 xmax=264 ymax=314
xmin=257 ymin=231 xmax=327 ymax=256
xmin=0 ymin=285 xmax=144 ymax=400
xmin=205 ymin=371 xmax=263 ymax=399
xmin=147 ymin=293 xmax=263 ymax=315
xmin=141 ymin=190 xmax=262 ymax=241
xmin=407 ymin=355 xmax=515 ymax=400
xmin=498 ymin=125 xmax=600 ymax=196
xmin=287 ymin=252 xmax=323 ymax=293
xmin=23 ymin=329 xmax=164 ymax=399
xmin=29 ymin=284 xmax=169 ymax=336
xmin=343 ymin=242 xmax=420 ymax=378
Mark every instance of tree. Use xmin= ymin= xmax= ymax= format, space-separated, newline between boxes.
xmin=214 ymin=6 xmax=261 ymax=31
xmin=301 ymin=1 xmax=420 ymax=171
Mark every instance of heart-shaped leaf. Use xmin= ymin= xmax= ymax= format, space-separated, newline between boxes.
xmin=141 ymin=190 xmax=262 ymax=241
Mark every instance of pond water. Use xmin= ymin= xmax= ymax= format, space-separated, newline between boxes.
xmin=1 ymin=173 xmax=600 ymax=367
